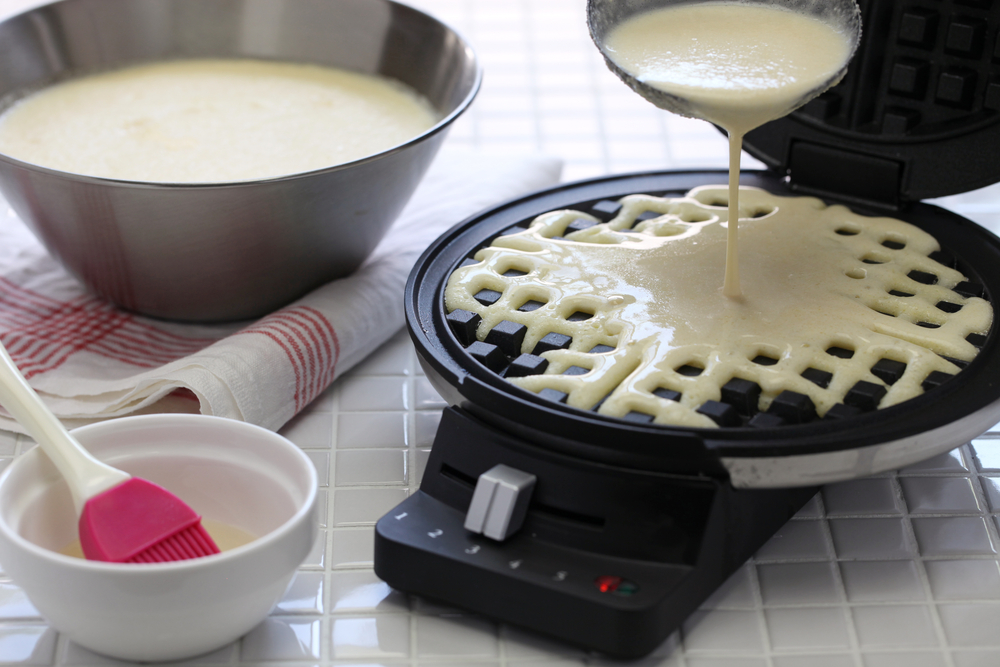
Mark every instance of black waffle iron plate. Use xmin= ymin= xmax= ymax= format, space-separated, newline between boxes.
xmin=375 ymin=0 xmax=1000 ymax=659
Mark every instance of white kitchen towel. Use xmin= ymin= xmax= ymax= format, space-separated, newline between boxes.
xmin=0 ymin=150 xmax=563 ymax=434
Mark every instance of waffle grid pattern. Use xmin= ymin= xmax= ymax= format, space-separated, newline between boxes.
xmin=445 ymin=192 xmax=991 ymax=428
xmin=803 ymin=0 xmax=1000 ymax=135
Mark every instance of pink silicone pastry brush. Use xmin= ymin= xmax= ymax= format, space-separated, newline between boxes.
xmin=0 ymin=340 xmax=219 ymax=562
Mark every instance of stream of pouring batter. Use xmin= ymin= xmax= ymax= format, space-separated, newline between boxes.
xmin=603 ymin=2 xmax=855 ymax=297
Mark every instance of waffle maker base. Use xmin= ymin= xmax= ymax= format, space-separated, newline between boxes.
xmin=374 ymin=169 xmax=1000 ymax=659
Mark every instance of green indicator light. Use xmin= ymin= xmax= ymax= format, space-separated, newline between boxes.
xmin=614 ymin=580 xmax=639 ymax=596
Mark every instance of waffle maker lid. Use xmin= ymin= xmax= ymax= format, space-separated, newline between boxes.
xmin=743 ymin=0 xmax=1000 ymax=209
xmin=408 ymin=0 xmax=1000 ymax=488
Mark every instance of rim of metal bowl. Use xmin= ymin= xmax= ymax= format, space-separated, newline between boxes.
xmin=0 ymin=0 xmax=483 ymax=189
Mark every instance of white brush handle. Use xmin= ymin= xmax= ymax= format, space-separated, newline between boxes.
xmin=0 ymin=340 xmax=129 ymax=515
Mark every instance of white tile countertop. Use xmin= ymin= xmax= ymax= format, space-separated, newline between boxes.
xmin=3 ymin=0 xmax=1000 ymax=665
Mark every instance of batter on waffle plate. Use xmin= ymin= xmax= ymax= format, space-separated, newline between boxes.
xmin=444 ymin=186 xmax=993 ymax=428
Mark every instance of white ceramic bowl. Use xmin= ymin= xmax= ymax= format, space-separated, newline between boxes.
xmin=0 ymin=414 xmax=318 ymax=662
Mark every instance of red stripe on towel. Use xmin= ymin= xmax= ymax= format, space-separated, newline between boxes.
xmin=0 ymin=279 xmax=339 ymax=416
xmin=0 ymin=281 xmax=216 ymax=377
xmin=236 ymin=306 xmax=339 ymax=412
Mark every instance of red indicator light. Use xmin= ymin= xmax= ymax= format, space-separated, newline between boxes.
xmin=594 ymin=575 xmax=639 ymax=596
xmin=595 ymin=575 xmax=623 ymax=593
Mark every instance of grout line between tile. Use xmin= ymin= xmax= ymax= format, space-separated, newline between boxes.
xmin=894 ymin=465 xmax=957 ymax=667
xmin=325 ymin=381 xmax=341 ymax=665
xmin=816 ymin=490 xmax=866 ymax=667
xmin=520 ymin=0 xmax=543 ymax=155
xmin=744 ymin=553 xmax=773 ymax=667
xmin=52 ymin=632 xmax=68 ymax=667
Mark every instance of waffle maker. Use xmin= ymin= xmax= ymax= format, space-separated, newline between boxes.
xmin=375 ymin=0 xmax=1000 ymax=658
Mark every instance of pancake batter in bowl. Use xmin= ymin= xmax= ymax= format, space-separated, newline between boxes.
xmin=602 ymin=2 xmax=857 ymax=296
xmin=0 ymin=58 xmax=439 ymax=183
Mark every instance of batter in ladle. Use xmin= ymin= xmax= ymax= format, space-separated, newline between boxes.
xmin=603 ymin=2 xmax=856 ymax=296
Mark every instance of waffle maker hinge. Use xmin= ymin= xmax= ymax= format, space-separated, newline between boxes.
xmin=787 ymin=141 xmax=902 ymax=210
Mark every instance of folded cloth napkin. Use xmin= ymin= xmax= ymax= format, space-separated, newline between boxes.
xmin=0 ymin=150 xmax=563 ymax=434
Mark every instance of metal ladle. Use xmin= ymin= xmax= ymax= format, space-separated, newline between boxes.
xmin=586 ymin=0 xmax=863 ymax=122
xmin=586 ymin=0 xmax=862 ymax=298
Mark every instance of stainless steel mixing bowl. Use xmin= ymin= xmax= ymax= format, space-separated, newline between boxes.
xmin=0 ymin=0 xmax=480 ymax=322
